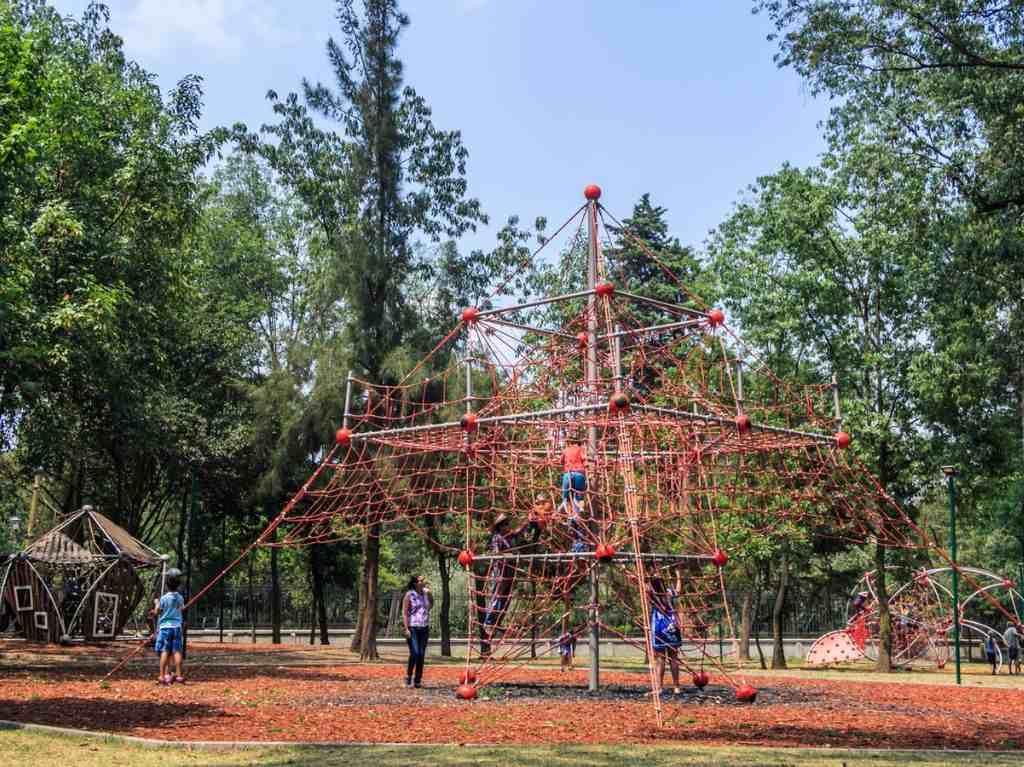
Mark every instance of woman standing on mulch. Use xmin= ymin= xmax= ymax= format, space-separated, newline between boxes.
xmin=403 ymin=574 xmax=433 ymax=688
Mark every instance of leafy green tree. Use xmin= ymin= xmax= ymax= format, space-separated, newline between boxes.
xmin=0 ymin=1 xmax=229 ymax=542
xmin=756 ymin=0 xmax=1024 ymax=217
xmin=248 ymin=0 xmax=486 ymax=659
xmin=605 ymin=194 xmax=705 ymax=318
xmin=707 ymin=154 xmax=938 ymax=669
xmin=758 ymin=0 xmax=1024 ymax=611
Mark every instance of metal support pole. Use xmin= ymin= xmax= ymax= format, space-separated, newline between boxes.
xmin=943 ymin=465 xmax=961 ymax=684
xmin=27 ymin=471 xmax=41 ymax=537
xmin=586 ymin=195 xmax=600 ymax=692
xmin=219 ymin=511 xmax=226 ymax=643
xmin=343 ymin=371 xmax=354 ymax=429
xmin=465 ymin=358 xmax=473 ymax=413
xmin=613 ymin=324 xmax=623 ymax=393
xmin=184 ymin=471 xmax=199 ymax=660
xmin=736 ymin=361 xmax=743 ymax=403
xmin=832 ymin=373 xmax=842 ymax=423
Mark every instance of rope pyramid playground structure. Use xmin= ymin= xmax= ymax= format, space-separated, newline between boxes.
xmin=149 ymin=184 xmax=1016 ymax=726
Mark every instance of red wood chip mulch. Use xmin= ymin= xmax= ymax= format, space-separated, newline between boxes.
xmin=1 ymin=643 xmax=1023 ymax=749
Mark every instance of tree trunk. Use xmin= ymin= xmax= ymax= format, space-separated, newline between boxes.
xmin=437 ymin=548 xmax=451 ymax=656
xmin=752 ymin=567 xmax=767 ymax=670
xmin=771 ymin=553 xmax=788 ymax=669
xmin=317 ymin=562 xmax=329 ymax=645
xmin=739 ymin=587 xmax=753 ymax=661
xmin=874 ymin=543 xmax=892 ymax=671
xmin=270 ymin=532 xmax=281 ymax=645
xmin=357 ymin=523 xmax=380 ymax=660
xmin=309 ymin=545 xmax=329 ymax=645
xmin=350 ymin=530 xmax=369 ymax=653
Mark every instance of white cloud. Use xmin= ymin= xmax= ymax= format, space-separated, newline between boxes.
xmin=117 ymin=0 xmax=287 ymax=58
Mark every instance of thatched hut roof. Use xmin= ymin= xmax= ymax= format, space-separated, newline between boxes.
xmin=19 ymin=506 xmax=162 ymax=567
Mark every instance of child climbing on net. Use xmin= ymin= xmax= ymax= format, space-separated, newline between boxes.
xmin=559 ymin=435 xmax=588 ymax=552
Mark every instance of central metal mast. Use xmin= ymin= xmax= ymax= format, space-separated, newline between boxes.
xmin=586 ymin=187 xmax=601 ymax=691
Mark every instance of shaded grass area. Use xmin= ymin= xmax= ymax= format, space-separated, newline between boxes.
xmin=0 ymin=730 xmax=1020 ymax=767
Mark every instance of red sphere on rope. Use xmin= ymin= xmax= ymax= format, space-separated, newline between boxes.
xmin=835 ymin=431 xmax=851 ymax=449
xmin=609 ymin=392 xmax=630 ymax=414
xmin=595 ymin=282 xmax=615 ymax=298
xmin=460 ymin=412 xmax=479 ymax=432
xmin=456 ymin=684 xmax=478 ymax=700
xmin=576 ymin=332 xmax=588 ymax=350
xmin=457 ymin=549 xmax=475 ymax=568
xmin=707 ymin=308 xmax=725 ymax=327
xmin=1003 ymin=579 xmax=1015 ymax=589
xmin=735 ymin=413 xmax=751 ymax=434
xmin=459 ymin=669 xmax=477 ymax=685
xmin=595 ymin=543 xmax=616 ymax=562
xmin=735 ymin=684 xmax=758 ymax=703
xmin=692 ymin=671 xmax=710 ymax=690
xmin=461 ymin=306 xmax=480 ymax=324
xmin=334 ymin=427 xmax=352 ymax=446
xmin=584 ymin=184 xmax=602 ymax=201
xmin=712 ymin=549 xmax=728 ymax=568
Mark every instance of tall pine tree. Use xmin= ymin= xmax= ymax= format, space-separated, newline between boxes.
xmin=256 ymin=0 xmax=486 ymax=659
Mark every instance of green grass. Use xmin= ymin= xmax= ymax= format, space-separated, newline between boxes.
xmin=0 ymin=729 xmax=1020 ymax=767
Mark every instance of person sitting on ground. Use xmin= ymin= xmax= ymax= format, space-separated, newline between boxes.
xmin=1003 ymin=622 xmax=1020 ymax=676
xmin=402 ymin=574 xmax=433 ymax=688
xmin=648 ymin=570 xmax=684 ymax=694
xmin=151 ymin=569 xmax=185 ymax=685
xmin=984 ymin=633 xmax=999 ymax=675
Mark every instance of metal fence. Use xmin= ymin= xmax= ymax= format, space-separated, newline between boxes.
xmin=184 ymin=578 xmax=853 ymax=639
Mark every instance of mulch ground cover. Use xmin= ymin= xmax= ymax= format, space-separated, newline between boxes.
xmin=1 ymin=641 xmax=1022 ymax=749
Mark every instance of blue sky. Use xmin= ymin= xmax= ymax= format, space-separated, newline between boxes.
xmin=54 ymin=1 xmax=830 ymax=256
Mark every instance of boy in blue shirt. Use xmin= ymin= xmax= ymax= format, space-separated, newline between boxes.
xmin=152 ymin=570 xmax=185 ymax=684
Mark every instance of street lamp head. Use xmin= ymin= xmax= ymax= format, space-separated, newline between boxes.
xmin=941 ymin=465 xmax=958 ymax=477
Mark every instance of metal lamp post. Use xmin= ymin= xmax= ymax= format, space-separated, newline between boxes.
xmin=7 ymin=515 xmax=22 ymax=550
xmin=941 ymin=465 xmax=961 ymax=685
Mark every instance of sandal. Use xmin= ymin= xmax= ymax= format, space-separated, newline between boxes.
xmin=174 ymin=676 xmax=185 ymax=684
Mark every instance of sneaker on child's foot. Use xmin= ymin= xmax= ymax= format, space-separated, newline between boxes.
xmin=405 ymin=677 xmax=412 ymax=687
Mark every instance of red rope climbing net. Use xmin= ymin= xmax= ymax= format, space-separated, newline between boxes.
xmin=164 ymin=187 xmax=993 ymax=726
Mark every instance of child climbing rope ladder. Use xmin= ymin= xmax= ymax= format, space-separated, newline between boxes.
xmin=560 ymin=435 xmax=588 ymax=553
